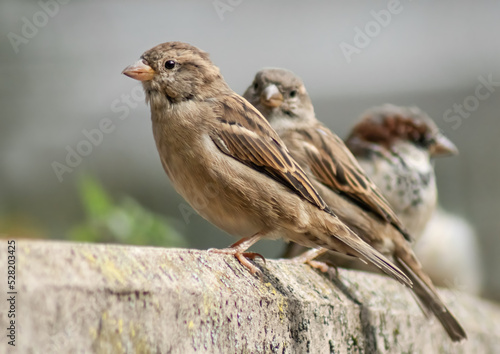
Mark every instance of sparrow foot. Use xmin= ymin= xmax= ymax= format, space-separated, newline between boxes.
xmin=285 ymin=248 xmax=332 ymax=272
xmin=208 ymin=235 xmax=264 ymax=275
xmin=305 ymin=260 xmax=330 ymax=273
xmin=208 ymin=248 xmax=264 ymax=275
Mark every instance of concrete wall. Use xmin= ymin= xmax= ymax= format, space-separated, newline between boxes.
xmin=1 ymin=240 xmax=498 ymax=353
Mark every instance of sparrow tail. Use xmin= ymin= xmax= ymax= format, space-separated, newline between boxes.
xmin=319 ymin=221 xmax=413 ymax=288
xmin=342 ymin=240 xmax=412 ymax=288
xmin=395 ymin=253 xmax=467 ymax=342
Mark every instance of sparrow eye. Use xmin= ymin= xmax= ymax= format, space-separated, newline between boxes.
xmin=289 ymin=90 xmax=297 ymax=98
xmin=253 ymin=82 xmax=258 ymax=90
xmin=164 ymin=60 xmax=176 ymax=70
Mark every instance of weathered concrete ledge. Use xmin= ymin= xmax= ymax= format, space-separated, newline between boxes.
xmin=1 ymin=240 xmax=499 ymax=353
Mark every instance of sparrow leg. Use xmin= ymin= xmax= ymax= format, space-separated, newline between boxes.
xmin=208 ymin=235 xmax=264 ymax=275
xmin=288 ymin=248 xmax=332 ymax=273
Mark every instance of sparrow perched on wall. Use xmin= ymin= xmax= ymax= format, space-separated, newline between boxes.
xmin=346 ymin=106 xmax=482 ymax=293
xmin=345 ymin=104 xmax=458 ymax=239
xmin=121 ymin=42 xmax=411 ymax=287
xmin=243 ymin=68 xmax=466 ymax=341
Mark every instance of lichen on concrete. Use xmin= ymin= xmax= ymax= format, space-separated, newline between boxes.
xmin=0 ymin=240 xmax=499 ymax=353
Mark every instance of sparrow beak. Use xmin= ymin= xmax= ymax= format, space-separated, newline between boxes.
xmin=429 ymin=134 xmax=458 ymax=157
xmin=260 ymin=84 xmax=283 ymax=108
xmin=122 ymin=59 xmax=155 ymax=81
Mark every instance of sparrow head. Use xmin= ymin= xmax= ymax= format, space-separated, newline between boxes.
xmin=347 ymin=104 xmax=458 ymax=158
xmin=122 ymin=41 xmax=229 ymax=106
xmin=243 ymin=68 xmax=315 ymax=123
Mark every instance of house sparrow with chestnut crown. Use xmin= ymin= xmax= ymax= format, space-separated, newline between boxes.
xmin=345 ymin=106 xmax=481 ymax=294
xmin=121 ymin=42 xmax=411 ymax=287
xmin=345 ymin=104 xmax=458 ymax=239
xmin=243 ymin=68 xmax=466 ymax=342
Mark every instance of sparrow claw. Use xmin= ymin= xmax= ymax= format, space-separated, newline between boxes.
xmin=284 ymin=248 xmax=333 ymax=273
xmin=242 ymin=252 xmax=266 ymax=263
xmin=306 ymin=260 xmax=330 ymax=273
xmin=207 ymin=248 xmax=263 ymax=275
xmin=235 ymin=253 xmax=262 ymax=276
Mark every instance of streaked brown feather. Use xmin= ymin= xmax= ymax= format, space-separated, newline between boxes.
xmin=210 ymin=94 xmax=329 ymax=212
xmin=395 ymin=252 xmax=467 ymax=341
xmin=290 ymin=122 xmax=412 ymax=241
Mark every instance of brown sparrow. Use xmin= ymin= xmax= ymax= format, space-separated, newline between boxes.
xmin=121 ymin=42 xmax=411 ymax=287
xmin=243 ymin=68 xmax=466 ymax=341
xmin=346 ymin=104 xmax=458 ymax=239
xmin=347 ymin=106 xmax=483 ymax=294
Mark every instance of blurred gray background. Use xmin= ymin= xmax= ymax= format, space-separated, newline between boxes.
xmin=1 ymin=1 xmax=499 ymax=299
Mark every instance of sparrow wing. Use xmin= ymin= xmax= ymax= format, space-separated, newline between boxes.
xmin=290 ymin=123 xmax=412 ymax=241
xmin=210 ymin=94 xmax=329 ymax=212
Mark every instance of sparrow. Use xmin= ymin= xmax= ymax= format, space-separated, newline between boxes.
xmin=345 ymin=104 xmax=458 ymax=239
xmin=345 ymin=106 xmax=481 ymax=294
xmin=121 ymin=42 xmax=411 ymax=288
xmin=243 ymin=68 xmax=466 ymax=342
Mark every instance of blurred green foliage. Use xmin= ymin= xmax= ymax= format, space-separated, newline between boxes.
xmin=69 ymin=175 xmax=187 ymax=247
